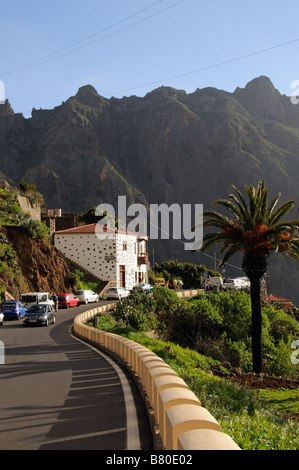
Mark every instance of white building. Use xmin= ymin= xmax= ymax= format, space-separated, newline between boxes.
xmin=54 ymin=223 xmax=149 ymax=290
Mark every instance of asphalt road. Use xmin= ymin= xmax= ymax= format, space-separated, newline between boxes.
xmin=0 ymin=301 xmax=154 ymax=450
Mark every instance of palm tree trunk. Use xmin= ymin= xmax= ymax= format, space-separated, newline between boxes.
xmin=250 ymin=278 xmax=263 ymax=374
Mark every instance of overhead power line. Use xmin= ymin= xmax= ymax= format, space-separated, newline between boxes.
xmin=0 ymin=0 xmax=187 ymax=78
xmin=108 ymin=36 xmax=299 ymax=96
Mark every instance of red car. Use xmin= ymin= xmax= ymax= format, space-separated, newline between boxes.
xmin=57 ymin=293 xmax=80 ymax=309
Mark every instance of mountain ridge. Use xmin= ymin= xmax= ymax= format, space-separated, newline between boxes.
xmin=1 ymin=76 xmax=299 ymax=303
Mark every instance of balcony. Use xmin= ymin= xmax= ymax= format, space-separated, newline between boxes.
xmin=138 ymin=253 xmax=149 ymax=265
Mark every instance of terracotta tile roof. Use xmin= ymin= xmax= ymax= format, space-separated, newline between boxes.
xmin=54 ymin=223 xmax=147 ymax=238
xmin=267 ymin=294 xmax=292 ymax=303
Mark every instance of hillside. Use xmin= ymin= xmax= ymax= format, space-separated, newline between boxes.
xmin=3 ymin=226 xmax=72 ymax=298
xmin=0 ymin=187 xmax=72 ymax=300
xmin=0 ymin=76 xmax=299 ymax=303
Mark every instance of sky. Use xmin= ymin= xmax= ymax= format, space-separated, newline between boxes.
xmin=1 ymin=0 xmax=299 ymax=118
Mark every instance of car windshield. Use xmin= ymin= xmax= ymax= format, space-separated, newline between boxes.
xmin=76 ymin=291 xmax=84 ymax=295
xmin=27 ymin=305 xmax=47 ymax=314
xmin=2 ymin=302 xmax=17 ymax=307
xmin=58 ymin=295 xmax=66 ymax=300
xmin=21 ymin=295 xmax=37 ymax=302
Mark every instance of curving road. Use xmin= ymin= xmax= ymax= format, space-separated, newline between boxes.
xmin=0 ymin=302 xmax=154 ymax=450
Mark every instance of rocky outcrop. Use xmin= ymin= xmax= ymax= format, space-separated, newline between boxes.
xmin=4 ymin=226 xmax=72 ymax=296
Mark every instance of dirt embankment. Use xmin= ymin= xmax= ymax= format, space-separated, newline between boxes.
xmin=4 ymin=226 xmax=72 ymax=297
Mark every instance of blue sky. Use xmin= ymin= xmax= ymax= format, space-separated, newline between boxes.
xmin=1 ymin=0 xmax=299 ymax=117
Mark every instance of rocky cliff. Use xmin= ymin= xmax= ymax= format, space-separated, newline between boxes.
xmin=3 ymin=226 xmax=72 ymax=298
xmin=1 ymin=76 xmax=299 ymax=303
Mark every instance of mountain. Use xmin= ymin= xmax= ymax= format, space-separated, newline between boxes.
xmin=1 ymin=76 xmax=299 ymax=303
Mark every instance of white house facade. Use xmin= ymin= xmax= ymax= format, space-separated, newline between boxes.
xmin=54 ymin=223 xmax=149 ymax=290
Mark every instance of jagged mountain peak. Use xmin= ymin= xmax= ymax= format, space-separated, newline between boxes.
xmin=72 ymin=84 xmax=108 ymax=108
xmin=236 ymin=75 xmax=276 ymax=93
xmin=233 ymin=76 xmax=285 ymax=121
xmin=0 ymin=99 xmax=15 ymax=116
xmin=77 ymin=84 xmax=98 ymax=96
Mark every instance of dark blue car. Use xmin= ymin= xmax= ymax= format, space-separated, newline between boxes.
xmin=1 ymin=301 xmax=27 ymax=320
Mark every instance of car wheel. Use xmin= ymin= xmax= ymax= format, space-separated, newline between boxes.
xmin=96 ymin=296 xmax=99 ymax=302
xmin=52 ymin=315 xmax=56 ymax=324
xmin=67 ymin=303 xmax=70 ymax=308
xmin=45 ymin=318 xmax=49 ymax=327
xmin=85 ymin=299 xmax=88 ymax=304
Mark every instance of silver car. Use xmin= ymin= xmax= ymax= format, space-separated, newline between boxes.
xmin=104 ymin=287 xmax=130 ymax=300
xmin=0 ymin=311 xmax=4 ymax=326
xmin=75 ymin=290 xmax=99 ymax=304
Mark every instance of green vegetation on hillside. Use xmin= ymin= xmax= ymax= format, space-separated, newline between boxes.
xmin=109 ymin=287 xmax=299 ymax=379
xmin=90 ymin=308 xmax=299 ymax=450
xmin=152 ymin=259 xmax=221 ymax=288
xmin=0 ymin=184 xmax=50 ymax=299
xmin=69 ymin=268 xmax=101 ymax=292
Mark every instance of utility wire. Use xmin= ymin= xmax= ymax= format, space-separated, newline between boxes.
xmin=108 ymin=36 xmax=299 ymax=96
xmin=0 ymin=0 xmax=186 ymax=78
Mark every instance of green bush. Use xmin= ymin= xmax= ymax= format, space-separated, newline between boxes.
xmin=184 ymin=291 xmax=299 ymax=378
xmin=108 ymin=287 xmax=299 ymax=379
xmin=153 ymin=260 xmax=214 ymax=288
xmin=0 ymin=232 xmax=21 ymax=294
xmin=20 ymin=219 xmax=50 ymax=240
xmin=112 ymin=292 xmax=157 ymax=331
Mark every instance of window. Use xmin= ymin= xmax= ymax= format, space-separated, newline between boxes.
xmin=123 ymin=242 xmax=127 ymax=251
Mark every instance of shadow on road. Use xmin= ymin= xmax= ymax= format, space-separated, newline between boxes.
xmin=38 ymin=318 xmax=154 ymax=450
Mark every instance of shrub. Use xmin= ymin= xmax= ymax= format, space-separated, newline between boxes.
xmin=20 ymin=219 xmax=50 ymax=240
xmin=107 ymin=287 xmax=299 ymax=378
xmin=112 ymin=292 xmax=157 ymax=331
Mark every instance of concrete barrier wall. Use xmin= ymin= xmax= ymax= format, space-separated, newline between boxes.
xmin=175 ymin=288 xmax=204 ymax=298
xmin=73 ymin=305 xmax=240 ymax=451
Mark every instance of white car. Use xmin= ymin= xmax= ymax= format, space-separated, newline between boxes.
xmin=0 ymin=311 xmax=4 ymax=326
xmin=104 ymin=287 xmax=130 ymax=300
xmin=132 ymin=283 xmax=153 ymax=292
xmin=75 ymin=290 xmax=99 ymax=304
xmin=20 ymin=292 xmax=54 ymax=309
xmin=223 ymin=279 xmax=247 ymax=291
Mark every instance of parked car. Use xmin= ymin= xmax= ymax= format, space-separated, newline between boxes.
xmin=223 ymin=278 xmax=247 ymax=291
xmin=131 ymin=283 xmax=153 ymax=292
xmin=23 ymin=304 xmax=56 ymax=327
xmin=75 ymin=290 xmax=99 ymax=304
xmin=0 ymin=311 xmax=4 ymax=326
xmin=20 ymin=292 xmax=54 ymax=308
xmin=210 ymin=277 xmax=224 ymax=288
xmin=1 ymin=301 xmax=27 ymax=320
xmin=57 ymin=293 xmax=80 ymax=309
xmin=104 ymin=287 xmax=130 ymax=300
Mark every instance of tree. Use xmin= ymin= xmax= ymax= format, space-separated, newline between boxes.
xmin=198 ymin=180 xmax=299 ymax=373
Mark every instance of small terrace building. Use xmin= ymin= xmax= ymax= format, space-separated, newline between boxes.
xmin=54 ymin=223 xmax=149 ymax=290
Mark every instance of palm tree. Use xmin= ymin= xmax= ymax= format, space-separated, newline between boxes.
xmin=199 ymin=180 xmax=299 ymax=373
